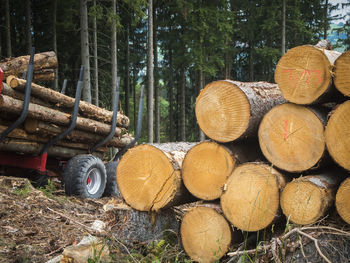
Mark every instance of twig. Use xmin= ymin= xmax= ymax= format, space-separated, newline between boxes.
xmin=111 ymin=234 xmax=139 ymax=263
xmin=270 ymin=238 xmax=282 ymax=263
xmin=296 ymin=229 xmax=331 ymax=263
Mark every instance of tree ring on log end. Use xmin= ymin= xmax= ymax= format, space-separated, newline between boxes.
xmin=334 ymin=51 xmax=350 ymax=96
xmin=336 ymin=178 xmax=350 ymax=225
xmin=326 ymin=101 xmax=350 ymax=171
xmin=281 ymin=180 xmax=326 ymax=225
xmin=195 ymin=80 xmax=250 ymax=142
xmin=220 ymin=163 xmax=282 ymax=232
xmin=182 ymin=141 xmax=236 ymax=200
xmin=116 ymin=144 xmax=179 ymax=211
xmin=180 ymin=206 xmax=232 ymax=263
xmin=258 ymin=103 xmax=325 ymax=172
xmin=275 ymin=45 xmax=332 ymax=104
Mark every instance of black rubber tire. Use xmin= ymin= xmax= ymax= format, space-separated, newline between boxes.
xmin=62 ymin=154 xmax=107 ymax=198
xmin=103 ymin=161 xmax=121 ymax=197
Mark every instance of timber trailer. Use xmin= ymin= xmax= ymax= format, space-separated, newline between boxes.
xmin=0 ymin=47 xmax=144 ymax=198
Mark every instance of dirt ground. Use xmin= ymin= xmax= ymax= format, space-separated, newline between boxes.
xmin=0 ymin=175 xmax=119 ymax=262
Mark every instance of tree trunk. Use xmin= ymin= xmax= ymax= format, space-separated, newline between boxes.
xmin=111 ymin=0 xmax=118 ymax=110
xmin=336 ymin=177 xmax=350 ymax=225
xmin=198 ymin=69 xmax=205 ymax=141
xmin=275 ymin=45 xmax=342 ymax=104
xmin=0 ymin=95 xmax=122 ymax=137
xmin=80 ymin=0 xmax=91 ymax=103
xmin=281 ymin=172 xmax=344 ymax=225
xmin=7 ymin=76 xmax=130 ymax=127
xmin=196 ymin=80 xmax=285 ymax=143
xmin=147 ymin=0 xmax=154 ymax=143
xmin=24 ymin=118 xmax=133 ymax=148
xmin=182 ymin=140 xmax=262 ymax=201
xmin=281 ymin=0 xmax=286 ymax=55
xmin=108 ymin=202 xmax=179 ymax=245
xmin=125 ymin=23 xmax=130 ymax=117
xmin=169 ymin=48 xmax=174 ymax=142
xmin=0 ymin=51 xmax=58 ymax=78
xmin=53 ymin=0 xmax=58 ymax=91
xmin=116 ymin=142 xmax=195 ymax=211
xmin=334 ymin=50 xmax=350 ymax=96
xmin=259 ymin=103 xmax=327 ymax=173
xmin=179 ymin=66 xmax=186 ymax=141
xmin=92 ymin=0 xmax=99 ymax=106
xmin=5 ymin=0 xmax=12 ymax=58
xmin=180 ymin=205 xmax=232 ymax=263
xmin=25 ymin=0 xmax=32 ymax=53
xmin=325 ymin=100 xmax=350 ymax=171
xmin=324 ymin=0 xmax=328 ymax=39
xmin=221 ymin=162 xmax=287 ymax=232
xmin=154 ymin=11 xmax=160 ymax=143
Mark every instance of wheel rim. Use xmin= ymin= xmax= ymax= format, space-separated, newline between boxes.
xmin=86 ymin=168 xmax=102 ymax=195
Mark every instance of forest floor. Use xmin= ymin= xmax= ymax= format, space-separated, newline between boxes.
xmin=1 ymin=175 xmax=350 ymax=263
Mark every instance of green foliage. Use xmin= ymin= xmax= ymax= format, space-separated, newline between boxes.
xmin=13 ymin=182 xmax=32 ymax=197
xmin=39 ymin=179 xmax=57 ymax=200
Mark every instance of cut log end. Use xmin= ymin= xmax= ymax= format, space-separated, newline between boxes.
xmin=182 ymin=141 xmax=236 ymax=200
xmin=116 ymin=144 xmax=181 ymax=211
xmin=259 ymin=103 xmax=325 ymax=172
xmin=220 ymin=163 xmax=284 ymax=232
xmin=195 ymin=80 xmax=250 ymax=142
xmin=326 ymin=101 xmax=350 ymax=171
xmin=275 ymin=45 xmax=332 ymax=104
xmin=336 ymin=178 xmax=350 ymax=225
xmin=180 ymin=206 xmax=232 ymax=263
xmin=334 ymin=51 xmax=350 ymax=96
xmin=281 ymin=180 xmax=328 ymax=225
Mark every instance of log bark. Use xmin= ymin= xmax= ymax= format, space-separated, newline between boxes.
xmin=0 ymin=94 xmax=122 ymax=137
xmin=24 ymin=118 xmax=133 ymax=148
xmin=1 ymin=82 xmax=51 ymax=108
xmin=220 ymin=162 xmax=287 ymax=232
xmin=195 ymin=80 xmax=285 ymax=143
xmin=258 ymin=103 xmax=327 ymax=173
xmin=281 ymin=172 xmax=344 ymax=225
xmin=0 ymin=51 xmax=58 ymax=78
xmin=180 ymin=205 xmax=232 ymax=263
xmin=334 ymin=50 xmax=350 ymax=97
xmin=275 ymin=45 xmax=342 ymax=104
xmin=7 ymin=76 xmax=130 ymax=127
xmin=0 ymin=138 xmax=103 ymax=159
xmin=325 ymin=100 xmax=350 ymax=171
xmin=336 ymin=177 xmax=350 ymax=225
xmin=32 ymin=69 xmax=55 ymax=82
xmin=116 ymin=142 xmax=196 ymax=211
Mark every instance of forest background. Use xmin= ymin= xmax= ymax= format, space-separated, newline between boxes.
xmin=0 ymin=0 xmax=349 ymax=143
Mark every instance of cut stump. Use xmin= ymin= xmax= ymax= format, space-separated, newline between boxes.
xmin=180 ymin=206 xmax=232 ymax=263
xmin=195 ymin=80 xmax=284 ymax=143
xmin=258 ymin=103 xmax=326 ymax=173
xmin=116 ymin=143 xmax=195 ymax=211
xmin=220 ymin=163 xmax=286 ymax=232
xmin=325 ymin=100 xmax=350 ymax=171
xmin=334 ymin=50 xmax=350 ymax=96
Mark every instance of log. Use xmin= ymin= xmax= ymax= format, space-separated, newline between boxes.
xmin=334 ymin=50 xmax=350 ymax=96
xmin=195 ymin=80 xmax=285 ymax=143
xmin=275 ymin=45 xmax=342 ymax=104
xmin=0 ymin=138 xmax=104 ymax=159
xmin=336 ymin=177 xmax=350 ymax=225
xmin=0 ymin=94 xmax=122 ymax=137
xmin=7 ymin=76 xmax=130 ymax=127
xmin=1 ymin=82 xmax=51 ymax=108
xmin=180 ymin=205 xmax=232 ymax=263
xmin=325 ymin=100 xmax=350 ymax=171
xmin=32 ymin=69 xmax=55 ymax=82
xmin=24 ymin=118 xmax=133 ymax=148
xmin=116 ymin=142 xmax=196 ymax=211
xmin=0 ymin=51 xmax=58 ymax=78
xmin=220 ymin=162 xmax=287 ymax=232
xmin=181 ymin=140 xmax=262 ymax=200
xmin=258 ymin=103 xmax=327 ymax=173
xmin=280 ymin=172 xmax=344 ymax=225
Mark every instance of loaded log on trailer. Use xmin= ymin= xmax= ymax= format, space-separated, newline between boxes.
xmin=0 ymin=48 xmax=145 ymax=199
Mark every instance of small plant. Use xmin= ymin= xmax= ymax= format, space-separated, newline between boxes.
xmin=13 ymin=182 xmax=32 ymax=196
xmin=39 ymin=179 xmax=57 ymax=200
xmin=88 ymin=242 xmax=106 ymax=263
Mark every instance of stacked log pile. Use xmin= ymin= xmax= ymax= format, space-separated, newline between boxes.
xmin=114 ymin=44 xmax=350 ymax=262
xmin=0 ymin=53 xmax=132 ymax=159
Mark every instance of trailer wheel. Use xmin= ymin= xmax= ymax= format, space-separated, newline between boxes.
xmin=103 ymin=161 xmax=121 ymax=197
xmin=62 ymin=154 xmax=106 ymax=198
